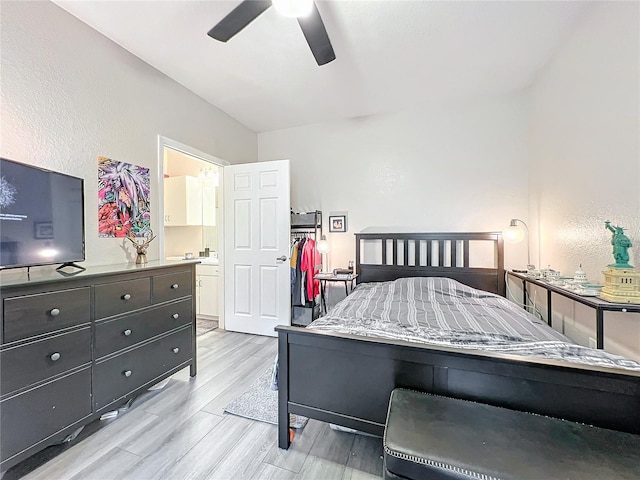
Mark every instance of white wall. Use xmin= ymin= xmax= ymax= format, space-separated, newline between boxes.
xmin=528 ymin=1 xmax=639 ymax=283
xmin=259 ymin=93 xmax=531 ymax=271
xmin=0 ymin=1 xmax=257 ymax=267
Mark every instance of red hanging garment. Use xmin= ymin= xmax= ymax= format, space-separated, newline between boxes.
xmin=300 ymin=237 xmax=320 ymax=302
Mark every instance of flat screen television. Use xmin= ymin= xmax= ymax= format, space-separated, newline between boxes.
xmin=0 ymin=158 xmax=85 ymax=270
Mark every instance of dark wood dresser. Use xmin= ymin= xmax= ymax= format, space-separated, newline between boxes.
xmin=0 ymin=261 xmax=197 ymax=473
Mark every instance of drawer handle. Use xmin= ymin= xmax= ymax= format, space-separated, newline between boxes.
xmin=123 ymin=370 xmax=132 ymax=378
xmin=123 ymin=329 xmax=132 ymax=336
xmin=50 ymin=352 xmax=61 ymax=361
xmin=50 ymin=308 xmax=61 ymax=317
xmin=122 ymin=293 xmax=131 ymax=301
xmin=172 ymin=313 xmax=179 ymax=319
xmin=172 ymin=348 xmax=180 ymax=354
xmin=171 ymin=283 xmax=179 ymax=289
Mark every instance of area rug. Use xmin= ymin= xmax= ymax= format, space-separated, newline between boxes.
xmin=224 ymin=368 xmax=308 ymax=429
xmin=196 ymin=318 xmax=218 ymax=336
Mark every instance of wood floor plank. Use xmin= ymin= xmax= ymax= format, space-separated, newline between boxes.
xmin=157 ymin=415 xmax=254 ymax=479
xmin=343 ymin=467 xmax=384 ymax=480
xmin=117 ymin=410 xmax=223 ymax=479
xmin=207 ymin=420 xmax=276 ymax=479
xmin=119 ymin=409 xmax=222 ymax=457
xmin=297 ymin=456 xmax=347 ymax=480
xmin=248 ymin=338 xmax=278 ymax=358
xmin=21 ymin=409 xmax=158 ymax=480
xmin=308 ymin=422 xmax=356 ymax=465
xmin=345 ymin=434 xmax=384 ymax=478
xmin=263 ymin=418 xmax=325 ymax=473
xmin=196 ymin=329 xmax=252 ymax=351
xmin=248 ymin=463 xmax=299 ymax=480
xmin=249 ymin=334 xmax=276 ymax=345
xmin=67 ymin=447 xmax=140 ymax=480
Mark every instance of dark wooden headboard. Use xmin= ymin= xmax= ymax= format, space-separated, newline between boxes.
xmin=355 ymin=231 xmax=505 ymax=296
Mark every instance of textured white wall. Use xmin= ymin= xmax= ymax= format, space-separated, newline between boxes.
xmin=0 ymin=1 xmax=257 ymax=267
xmin=528 ymin=1 xmax=640 ymax=283
xmin=259 ymin=93 xmax=531 ymax=271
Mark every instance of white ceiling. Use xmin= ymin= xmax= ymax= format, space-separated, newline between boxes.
xmin=54 ymin=1 xmax=590 ymax=133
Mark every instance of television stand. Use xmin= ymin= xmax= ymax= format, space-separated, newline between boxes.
xmin=56 ymin=262 xmax=86 ymax=273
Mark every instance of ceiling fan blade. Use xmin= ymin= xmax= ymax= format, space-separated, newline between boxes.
xmin=208 ymin=0 xmax=272 ymax=42
xmin=297 ymin=2 xmax=336 ymax=66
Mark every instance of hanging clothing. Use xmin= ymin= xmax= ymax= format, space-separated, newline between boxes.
xmin=293 ymin=237 xmax=306 ymax=306
xmin=300 ymin=237 xmax=320 ymax=302
xmin=290 ymin=241 xmax=299 ymax=295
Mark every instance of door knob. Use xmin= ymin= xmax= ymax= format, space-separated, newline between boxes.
xmin=276 ymin=255 xmax=287 ymax=262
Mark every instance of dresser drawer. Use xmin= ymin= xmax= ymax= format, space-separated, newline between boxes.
xmin=0 ymin=368 xmax=91 ymax=466
xmin=2 ymin=287 xmax=90 ymax=343
xmin=1 ymin=327 xmax=91 ymax=396
xmin=95 ymin=299 xmax=193 ymax=359
xmin=93 ymin=327 xmax=192 ymax=410
xmin=152 ymin=270 xmax=192 ymax=304
xmin=95 ymin=278 xmax=151 ymax=319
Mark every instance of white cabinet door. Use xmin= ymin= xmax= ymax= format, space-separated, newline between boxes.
xmin=196 ymin=264 xmax=219 ymax=317
xmin=224 ymin=160 xmax=290 ymax=336
xmin=199 ymin=273 xmax=219 ymax=317
xmin=164 ymin=176 xmax=203 ymax=226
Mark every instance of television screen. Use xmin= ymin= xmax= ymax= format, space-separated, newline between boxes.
xmin=0 ymin=158 xmax=85 ymax=269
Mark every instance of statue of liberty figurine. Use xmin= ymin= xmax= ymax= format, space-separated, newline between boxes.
xmin=605 ymin=221 xmax=633 ymax=268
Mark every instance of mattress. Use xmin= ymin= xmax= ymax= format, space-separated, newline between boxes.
xmin=307 ymin=277 xmax=640 ymax=371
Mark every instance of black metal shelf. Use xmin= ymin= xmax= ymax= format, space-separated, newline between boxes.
xmin=507 ymin=270 xmax=640 ymax=349
xmin=291 ymin=211 xmax=323 ymax=326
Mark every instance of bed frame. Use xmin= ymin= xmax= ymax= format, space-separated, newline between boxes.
xmin=276 ymin=232 xmax=640 ymax=449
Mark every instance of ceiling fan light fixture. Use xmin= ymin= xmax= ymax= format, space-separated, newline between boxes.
xmin=272 ymin=0 xmax=314 ymax=18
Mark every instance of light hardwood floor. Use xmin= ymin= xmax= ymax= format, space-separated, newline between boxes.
xmin=8 ymin=330 xmax=384 ymax=480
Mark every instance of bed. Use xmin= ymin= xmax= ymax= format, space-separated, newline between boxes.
xmin=276 ymin=231 xmax=640 ymax=449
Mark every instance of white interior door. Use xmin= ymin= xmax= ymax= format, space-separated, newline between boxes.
xmin=223 ymin=160 xmax=291 ymax=336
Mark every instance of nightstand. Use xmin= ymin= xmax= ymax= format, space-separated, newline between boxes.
xmin=314 ymin=273 xmax=358 ymax=315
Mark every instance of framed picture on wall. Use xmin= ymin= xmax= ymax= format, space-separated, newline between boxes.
xmin=329 ymin=215 xmax=347 ymax=233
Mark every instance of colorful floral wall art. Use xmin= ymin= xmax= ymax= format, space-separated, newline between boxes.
xmin=98 ymin=157 xmax=151 ymax=238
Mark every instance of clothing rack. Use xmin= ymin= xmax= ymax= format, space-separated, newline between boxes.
xmin=290 ymin=211 xmax=322 ymax=326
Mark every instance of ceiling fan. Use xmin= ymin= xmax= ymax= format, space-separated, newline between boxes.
xmin=207 ymin=0 xmax=336 ymax=66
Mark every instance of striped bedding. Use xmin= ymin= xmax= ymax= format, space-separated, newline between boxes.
xmin=307 ymin=277 xmax=640 ymax=371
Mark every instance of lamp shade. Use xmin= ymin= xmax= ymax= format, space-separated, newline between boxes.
xmin=317 ymin=235 xmax=330 ymax=254
xmin=503 ymin=224 xmax=525 ymax=244
xmin=503 ymin=218 xmax=532 ymax=268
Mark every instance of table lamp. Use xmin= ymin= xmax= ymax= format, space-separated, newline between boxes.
xmin=504 ymin=218 xmax=535 ymax=271
xmin=317 ymin=235 xmax=330 ymax=272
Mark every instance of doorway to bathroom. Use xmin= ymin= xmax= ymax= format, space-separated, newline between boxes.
xmin=158 ymin=137 xmax=227 ymax=331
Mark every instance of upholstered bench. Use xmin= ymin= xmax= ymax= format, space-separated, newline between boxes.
xmin=383 ymin=389 xmax=640 ymax=480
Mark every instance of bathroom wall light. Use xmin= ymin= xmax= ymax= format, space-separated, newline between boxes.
xmin=199 ymin=166 xmax=220 ymax=186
